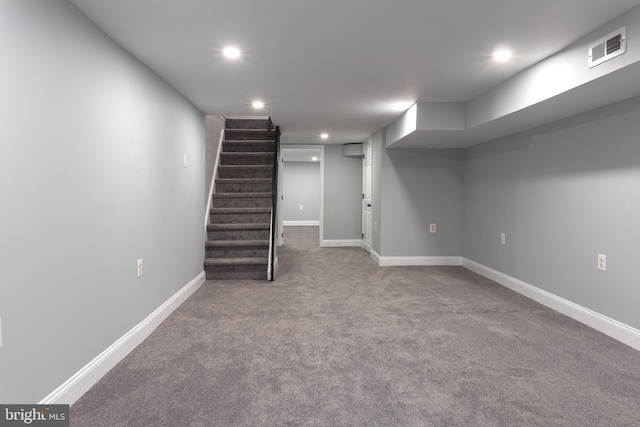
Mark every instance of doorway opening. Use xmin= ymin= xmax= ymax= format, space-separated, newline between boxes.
xmin=280 ymin=146 xmax=324 ymax=247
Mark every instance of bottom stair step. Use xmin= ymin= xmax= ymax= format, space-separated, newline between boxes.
xmin=205 ymin=240 xmax=269 ymax=258
xmin=204 ymin=257 xmax=268 ymax=266
xmin=204 ymin=257 xmax=269 ymax=280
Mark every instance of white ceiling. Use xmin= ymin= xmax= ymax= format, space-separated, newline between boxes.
xmin=70 ymin=0 xmax=640 ymax=146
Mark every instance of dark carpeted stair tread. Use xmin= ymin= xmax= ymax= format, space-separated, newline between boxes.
xmin=210 ymin=207 xmax=271 ymax=214
xmin=204 ymin=257 xmax=269 ymax=266
xmin=222 ymin=139 xmax=274 ymax=145
xmin=225 ymin=128 xmax=271 ymax=132
xmin=218 ymin=164 xmax=273 ymax=172
xmin=216 ymin=178 xmax=272 ymax=183
xmin=205 ymin=239 xmax=269 ymax=248
xmin=219 ymin=165 xmax=273 ymax=169
xmin=212 ymin=192 xmax=271 ymax=198
xmin=224 ymin=129 xmax=276 ymax=141
xmin=219 ymin=153 xmax=274 ymax=166
xmin=207 ymin=223 xmax=270 ymax=230
xmin=224 ymin=119 xmax=271 ymax=129
xmin=221 ymin=152 xmax=274 ymax=156
xmin=216 ymin=177 xmax=272 ymax=193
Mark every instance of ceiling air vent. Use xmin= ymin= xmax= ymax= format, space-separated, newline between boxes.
xmin=589 ymin=27 xmax=626 ymax=68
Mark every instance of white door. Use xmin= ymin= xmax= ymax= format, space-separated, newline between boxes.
xmin=362 ymin=138 xmax=372 ymax=253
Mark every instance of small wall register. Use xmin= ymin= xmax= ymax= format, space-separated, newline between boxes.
xmin=1 ymin=405 xmax=69 ymax=426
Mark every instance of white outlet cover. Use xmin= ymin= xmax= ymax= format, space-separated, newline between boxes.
xmin=598 ymin=254 xmax=607 ymax=271
xmin=430 ymin=224 xmax=436 ymax=233
xmin=137 ymin=259 xmax=143 ymax=277
xmin=501 ymin=233 xmax=506 ymax=245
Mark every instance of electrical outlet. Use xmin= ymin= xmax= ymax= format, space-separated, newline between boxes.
xmin=500 ymin=233 xmax=506 ymax=245
xmin=299 ymin=205 xmax=304 ymax=211
xmin=430 ymin=224 xmax=436 ymax=233
xmin=598 ymin=254 xmax=606 ymax=271
xmin=137 ymin=259 xmax=143 ymax=278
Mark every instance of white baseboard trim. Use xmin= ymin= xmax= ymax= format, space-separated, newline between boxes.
xmin=461 ymin=258 xmax=640 ymax=352
xmin=320 ymin=239 xmax=362 ymax=247
xmin=283 ymin=221 xmax=319 ymax=226
xmin=376 ymin=255 xmax=463 ymax=267
xmin=370 ymin=249 xmax=381 ymax=264
xmin=40 ymin=271 xmax=206 ymax=405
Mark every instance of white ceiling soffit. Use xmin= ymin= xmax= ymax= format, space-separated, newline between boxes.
xmin=388 ymin=7 xmax=640 ymax=149
xmin=69 ymin=0 xmax=640 ymax=148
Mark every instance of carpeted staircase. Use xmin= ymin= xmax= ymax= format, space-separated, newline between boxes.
xmin=204 ymin=118 xmax=277 ymax=280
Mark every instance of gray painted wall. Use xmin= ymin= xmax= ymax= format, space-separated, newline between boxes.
xmin=463 ymin=96 xmax=640 ymax=330
xmin=372 ymin=130 xmax=384 ymax=253
xmin=283 ymin=162 xmax=320 ymax=222
xmin=323 ymin=145 xmax=362 ymax=240
xmin=379 ymin=146 xmax=464 ymax=256
xmin=0 ymin=0 xmax=205 ymax=403
xmin=205 ymin=115 xmax=225 ymax=203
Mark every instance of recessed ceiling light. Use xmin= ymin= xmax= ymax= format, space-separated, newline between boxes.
xmin=223 ymin=47 xmax=241 ymax=59
xmin=312 ymin=156 xmax=318 ymax=161
xmin=493 ymin=49 xmax=513 ymax=62
xmin=320 ymin=133 xmax=329 ymax=139
xmin=252 ymin=101 xmax=264 ymax=109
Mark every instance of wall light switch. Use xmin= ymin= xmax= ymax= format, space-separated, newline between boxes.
xmin=500 ymin=233 xmax=506 ymax=245
xmin=299 ymin=205 xmax=304 ymax=211
xmin=184 ymin=154 xmax=188 ymax=168
xmin=137 ymin=259 xmax=143 ymax=278
xmin=430 ymin=224 xmax=436 ymax=233
xmin=598 ymin=254 xmax=606 ymax=271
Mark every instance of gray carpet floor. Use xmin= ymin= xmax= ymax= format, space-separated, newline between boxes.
xmin=71 ymin=226 xmax=640 ymax=426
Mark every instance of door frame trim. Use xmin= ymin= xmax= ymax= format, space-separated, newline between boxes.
xmin=280 ymin=145 xmax=324 ymax=246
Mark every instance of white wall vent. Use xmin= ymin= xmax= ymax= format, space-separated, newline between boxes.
xmin=589 ymin=27 xmax=626 ymax=68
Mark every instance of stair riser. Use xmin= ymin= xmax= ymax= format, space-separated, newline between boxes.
xmin=205 ymin=248 xmax=269 ymax=258
xmin=223 ymin=142 xmax=275 ymax=153
xmin=225 ymin=119 xmax=270 ymax=129
xmin=218 ymin=167 xmax=273 ymax=179
xmin=207 ymin=230 xmax=270 ymax=240
xmin=210 ymin=213 xmax=271 ymax=224
xmin=220 ymin=154 xmax=273 ymax=166
xmin=205 ymin=264 xmax=267 ymax=280
xmin=211 ymin=196 xmax=272 ymax=208
xmin=225 ymin=130 xmax=275 ymax=140
xmin=216 ymin=181 xmax=272 ymax=193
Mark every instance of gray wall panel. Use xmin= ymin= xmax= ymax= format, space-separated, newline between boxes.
xmin=380 ymin=147 xmax=464 ymax=256
xmin=0 ymin=0 xmax=205 ymax=403
xmin=463 ymin=96 xmax=640 ymax=329
xmin=283 ymin=162 xmax=320 ymax=222
xmin=323 ymin=145 xmax=362 ymax=240
xmin=372 ymin=130 xmax=383 ymax=253
xmin=205 ymin=115 xmax=224 ymax=202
